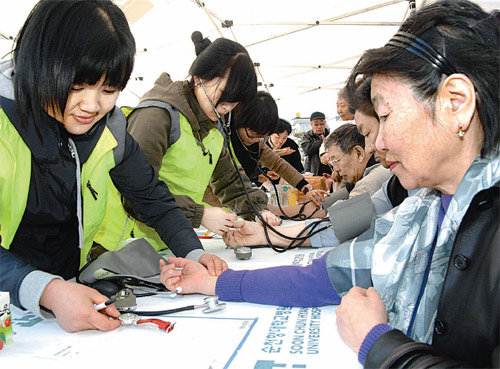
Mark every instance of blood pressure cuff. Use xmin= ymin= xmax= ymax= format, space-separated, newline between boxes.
xmin=78 ymin=238 xmax=164 ymax=286
xmin=327 ymin=192 xmax=376 ymax=244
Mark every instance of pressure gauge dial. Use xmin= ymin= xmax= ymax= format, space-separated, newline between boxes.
xmin=234 ymin=246 xmax=252 ymax=260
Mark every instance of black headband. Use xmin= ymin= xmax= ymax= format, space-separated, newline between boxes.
xmin=386 ymin=31 xmax=458 ymax=75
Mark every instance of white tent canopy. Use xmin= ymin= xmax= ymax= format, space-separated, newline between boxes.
xmin=1 ymin=0 xmax=498 ymax=130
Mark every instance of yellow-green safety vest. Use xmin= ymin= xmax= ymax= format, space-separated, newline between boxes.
xmin=94 ymin=101 xmax=224 ymax=252
xmin=0 ymin=107 xmax=127 ymax=268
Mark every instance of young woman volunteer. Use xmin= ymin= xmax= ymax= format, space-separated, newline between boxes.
xmin=94 ymin=32 xmax=281 ymax=253
xmin=0 ymin=0 xmax=225 ymax=333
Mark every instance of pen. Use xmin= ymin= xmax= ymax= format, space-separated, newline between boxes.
xmin=93 ymin=297 xmax=116 ymax=311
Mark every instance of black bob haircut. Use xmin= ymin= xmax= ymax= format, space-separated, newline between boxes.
xmin=13 ymin=0 xmax=135 ymax=129
xmin=325 ymin=123 xmax=365 ymax=153
xmin=274 ymin=118 xmax=292 ymax=135
xmin=234 ymin=90 xmax=279 ymax=135
xmin=346 ymin=0 xmax=499 ymax=157
xmin=190 ymin=34 xmax=257 ymax=106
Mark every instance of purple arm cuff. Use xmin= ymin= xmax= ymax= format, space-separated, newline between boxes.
xmin=358 ymin=323 xmax=392 ymax=365
xmin=215 ymin=254 xmax=340 ymax=307
xmin=214 ymin=269 xmax=247 ymax=301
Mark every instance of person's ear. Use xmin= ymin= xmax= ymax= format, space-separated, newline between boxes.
xmin=353 ymin=145 xmax=365 ymax=162
xmin=193 ymin=75 xmax=201 ymax=86
xmin=438 ymin=74 xmax=476 ymax=134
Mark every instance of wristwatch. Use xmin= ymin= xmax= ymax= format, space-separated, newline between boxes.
xmin=302 ymin=183 xmax=314 ymax=195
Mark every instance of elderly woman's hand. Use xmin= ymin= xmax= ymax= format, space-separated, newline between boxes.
xmin=336 ymin=287 xmax=387 ymax=354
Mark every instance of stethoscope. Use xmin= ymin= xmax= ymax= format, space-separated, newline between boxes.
xmin=198 ymin=79 xmax=331 ymax=252
xmin=127 ymin=296 xmax=226 ymax=316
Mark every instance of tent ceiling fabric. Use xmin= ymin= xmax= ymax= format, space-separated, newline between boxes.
xmin=119 ymin=0 xmax=410 ymax=120
xmin=1 ymin=0 xmax=498 ymax=122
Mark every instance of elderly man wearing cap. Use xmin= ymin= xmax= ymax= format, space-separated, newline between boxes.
xmin=301 ymin=111 xmax=332 ymax=176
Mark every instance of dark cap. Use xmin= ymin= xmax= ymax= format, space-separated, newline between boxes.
xmin=310 ymin=111 xmax=325 ymax=121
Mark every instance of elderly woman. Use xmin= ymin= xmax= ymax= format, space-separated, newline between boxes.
xmin=159 ymin=1 xmax=499 ymax=367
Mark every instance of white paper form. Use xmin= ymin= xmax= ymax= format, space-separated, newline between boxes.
xmin=5 ymin=305 xmax=257 ymax=368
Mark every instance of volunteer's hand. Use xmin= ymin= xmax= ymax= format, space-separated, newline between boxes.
xmin=305 ymin=189 xmax=328 ymax=207
xmin=336 ymin=287 xmax=387 ymax=354
xmin=159 ymin=258 xmax=217 ymax=296
xmin=265 ymin=171 xmax=280 ymax=180
xmin=259 ymin=209 xmax=281 ymax=226
xmin=39 ymin=279 xmax=121 ymax=333
xmin=201 ymin=207 xmax=237 ymax=235
xmin=198 ymin=253 xmax=228 ymax=276
xmin=222 ymin=220 xmax=266 ymax=248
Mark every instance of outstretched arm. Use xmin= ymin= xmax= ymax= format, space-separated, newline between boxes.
xmin=160 ymin=254 xmax=340 ymax=307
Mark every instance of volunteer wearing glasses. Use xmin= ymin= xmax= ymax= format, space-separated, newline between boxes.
xmin=225 ymin=91 xmax=327 ymax=207
xmin=301 ymin=112 xmax=332 ymax=176
xmin=94 ymin=33 xmax=280 ymax=272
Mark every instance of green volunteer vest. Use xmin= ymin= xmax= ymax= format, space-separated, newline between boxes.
xmin=94 ymin=102 xmax=223 ymax=252
xmin=159 ymin=113 xmax=223 ymax=203
xmin=0 ymin=108 xmax=126 ymax=268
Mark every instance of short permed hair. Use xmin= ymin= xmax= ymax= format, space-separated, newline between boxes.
xmin=324 ymin=123 xmax=364 ymax=153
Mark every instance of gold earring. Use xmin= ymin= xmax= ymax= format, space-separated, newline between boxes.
xmin=458 ymin=125 xmax=466 ymax=138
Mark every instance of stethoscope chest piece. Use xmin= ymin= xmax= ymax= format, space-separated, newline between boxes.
xmin=234 ymin=246 xmax=252 ymax=260
xmin=202 ymin=296 xmax=226 ymax=313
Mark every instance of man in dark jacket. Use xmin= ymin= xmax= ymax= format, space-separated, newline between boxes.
xmin=301 ymin=111 xmax=331 ymax=176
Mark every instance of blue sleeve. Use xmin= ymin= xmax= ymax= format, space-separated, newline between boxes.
xmin=358 ymin=323 xmax=392 ymax=365
xmin=0 ymin=247 xmax=36 ymax=307
xmin=215 ymin=253 xmax=340 ymax=307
